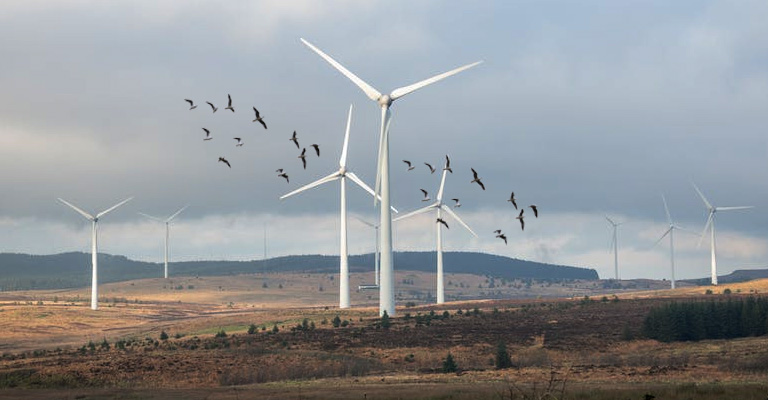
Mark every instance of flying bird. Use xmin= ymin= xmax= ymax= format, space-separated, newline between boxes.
xmin=290 ymin=131 xmax=299 ymax=149
xmin=443 ymin=155 xmax=452 ymax=173
xmin=496 ymin=233 xmax=508 ymax=245
xmin=298 ymin=148 xmax=307 ymax=169
xmin=516 ymin=209 xmax=525 ymax=231
xmin=403 ymin=160 xmax=415 ymax=171
xmin=437 ymin=218 xmax=449 ymax=229
xmin=218 ymin=157 xmax=231 ymax=168
xmin=470 ymin=168 xmax=485 ymax=190
xmin=184 ymin=99 xmax=197 ymax=110
xmin=311 ymin=144 xmax=320 ymax=156
xmin=233 ymin=137 xmax=243 ymax=147
xmin=206 ymin=101 xmax=218 ymax=113
xmin=529 ymin=205 xmax=538 ymax=218
xmin=202 ymin=128 xmax=212 ymax=141
xmin=420 ymin=189 xmax=430 ymax=202
xmin=225 ymin=94 xmax=234 ymax=112
xmin=278 ymin=173 xmax=289 ymax=183
xmin=507 ymin=192 xmax=518 ymax=209
xmin=252 ymin=107 xmax=267 ymax=129
xmin=425 ymin=163 xmax=436 ymax=174
xmin=451 ymin=198 xmax=461 ymax=208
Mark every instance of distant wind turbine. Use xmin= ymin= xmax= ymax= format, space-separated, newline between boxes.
xmin=692 ymin=183 xmax=754 ymax=285
xmin=394 ymin=159 xmax=478 ymax=304
xmin=653 ymin=195 xmax=698 ymax=289
xmin=138 ymin=205 xmax=188 ymax=279
xmin=280 ymin=105 xmax=394 ymax=308
xmin=57 ymin=197 xmax=133 ymax=310
xmin=300 ymin=38 xmax=481 ymax=316
xmin=354 ymin=216 xmax=380 ymax=287
xmin=606 ymin=216 xmax=623 ymax=280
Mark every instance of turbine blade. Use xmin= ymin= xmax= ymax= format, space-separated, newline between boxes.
xmin=392 ymin=204 xmax=436 ymax=222
xmin=138 ymin=212 xmax=164 ymax=223
xmin=441 ymin=205 xmax=478 ymax=237
xmin=715 ymin=206 xmax=754 ymax=211
xmin=57 ymin=198 xmax=93 ymax=220
xmin=166 ymin=205 xmax=189 ymax=222
xmin=605 ymin=216 xmax=615 ymax=226
xmin=374 ymin=107 xmax=392 ymax=205
xmin=653 ymin=227 xmax=672 ymax=248
xmin=280 ymin=171 xmax=340 ymax=200
xmin=353 ymin=215 xmax=376 ymax=228
xmin=348 ymin=172 xmax=398 ymax=213
xmin=436 ymin=168 xmax=448 ymax=202
xmin=300 ymin=38 xmax=382 ymax=102
xmin=675 ymin=225 xmax=701 ymax=237
xmin=662 ymin=194 xmax=672 ymax=224
xmin=96 ymin=197 xmax=133 ymax=219
xmin=698 ymin=212 xmax=714 ymax=248
xmin=339 ymin=104 xmax=353 ymax=168
xmin=691 ymin=182 xmax=713 ymax=210
xmin=390 ymin=61 xmax=483 ymax=101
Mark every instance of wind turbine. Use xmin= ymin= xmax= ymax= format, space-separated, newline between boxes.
xmin=606 ymin=216 xmax=623 ymax=280
xmin=138 ymin=205 xmax=188 ymax=279
xmin=300 ymin=38 xmax=482 ymax=316
xmin=57 ymin=197 xmax=133 ymax=310
xmin=280 ymin=105 xmax=390 ymax=309
xmin=692 ymin=183 xmax=753 ymax=286
xmin=354 ymin=216 xmax=380 ymax=287
xmin=653 ymin=195 xmax=698 ymax=289
xmin=394 ymin=160 xmax=478 ymax=304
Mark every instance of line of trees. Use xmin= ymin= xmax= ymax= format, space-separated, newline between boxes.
xmin=643 ymin=297 xmax=768 ymax=342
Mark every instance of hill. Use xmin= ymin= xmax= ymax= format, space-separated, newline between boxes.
xmin=681 ymin=268 xmax=768 ymax=286
xmin=0 ymin=251 xmax=598 ymax=291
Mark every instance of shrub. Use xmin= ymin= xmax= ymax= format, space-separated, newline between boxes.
xmin=215 ymin=329 xmax=227 ymax=338
xmin=723 ymin=288 xmax=732 ymax=295
xmin=443 ymin=352 xmax=458 ymax=373
xmin=381 ymin=311 xmax=391 ymax=329
xmin=332 ymin=315 xmax=342 ymax=328
xmin=272 ymin=324 xmax=279 ymax=333
xmin=495 ymin=341 xmax=513 ymax=369
xmin=247 ymin=324 xmax=257 ymax=335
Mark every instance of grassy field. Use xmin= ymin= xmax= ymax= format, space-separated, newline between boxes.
xmin=1 ymin=272 xmax=768 ymax=399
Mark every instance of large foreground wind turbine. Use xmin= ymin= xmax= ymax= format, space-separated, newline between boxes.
xmin=693 ymin=183 xmax=753 ymax=285
xmin=606 ymin=216 xmax=623 ymax=280
xmin=280 ymin=105 xmax=386 ymax=309
xmin=394 ymin=162 xmax=477 ymax=304
xmin=653 ymin=195 xmax=697 ymax=289
xmin=139 ymin=205 xmax=188 ymax=279
xmin=300 ymin=38 xmax=481 ymax=316
xmin=58 ymin=197 xmax=133 ymax=310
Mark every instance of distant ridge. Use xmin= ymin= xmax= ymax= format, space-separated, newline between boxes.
xmin=682 ymin=268 xmax=768 ymax=286
xmin=0 ymin=251 xmax=598 ymax=291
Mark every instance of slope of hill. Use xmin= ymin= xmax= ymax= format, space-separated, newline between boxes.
xmin=0 ymin=251 xmax=598 ymax=291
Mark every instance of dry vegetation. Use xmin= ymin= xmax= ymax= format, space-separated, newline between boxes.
xmin=1 ymin=273 xmax=768 ymax=399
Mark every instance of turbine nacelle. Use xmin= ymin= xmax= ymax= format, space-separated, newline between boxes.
xmin=377 ymin=94 xmax=392 ymax=108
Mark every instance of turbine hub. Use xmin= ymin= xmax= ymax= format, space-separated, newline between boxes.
xmin=377 ymin=94 xmax=392 ymax=107
xmin=339 ymin=166 xmax=347 ymax=175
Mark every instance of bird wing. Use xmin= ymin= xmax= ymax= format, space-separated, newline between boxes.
xmin=185 ymin=99 xmax=194 ymax=105
xmin=520 ymin=219 xmax=524 ymax=231
xmin=512 ymin=199 xmax=517 ymax=209
xmin=253 ymin=107 xmax=260 ymax=118
xmin=519 ymin=209 xmax=524 ymax=217
xmin=477 ymin=180 xmax=485 ymax=190
xmin=259 ymin=120 xmax=268 ymax=129
xmin=301 ymin=148 xmax=306 ymax=156
xmin=420 ymin=189 xmax=428 ymax=197
xmin=312 ymin=144 xmax=320 ymax=156
xmin=471 ymin=168 xmax=478 ymax=179
xmin=227 ymin=94 xmax=232 ymax=106
xmin=403 ymin=160 xmax=411 ymax=167
xmin=425 ymin=163 xmax=432 ymax=170
xmin=301 ymin=157 xmax=306 ymax=169
xmin=202 ymin=128 xmax=210 ymax=135
xmin=531 ymin=205 xmax=538 ymax=217
xmin=445 ymin=155 xmax=450 ymax=168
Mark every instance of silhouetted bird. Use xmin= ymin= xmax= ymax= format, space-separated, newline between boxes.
xmin=290 ymin=131 xmax=300 ymax=149
xmin=311 ymin=144 xmax=320 ymax=156
xmin=403 ymin=160 xmax=415 ymax=171
xmin=278 ymin=173 xmax=289 ymax=183
xmin=496 ymin=233 xmax=507 ymax=245
xmin=470 ymin=168 xmax=485 ymax=190
xmin=530 ymin=205 xmax=538 ymax=218
xmin=437 ymin=218 xmax=449 ymax=229
xmin=234 ymin=137 xmax=243 ymax=147
xmin=218 ymin=157 xmax=231 ymax=168
xmin=252 ymin=107 xmax=267 ymax=129
xmin=452 ymin=198 xmax=461 ymax=208
xmin=420 ymin=189 xmax=430 ymax=202
xmin=425 ymin=163 xmax=436 ymax=174
xmin=444 ymin=155 xmax=452 ymax=173
xmin=516 ymin=209 xmax=525 ymax=231
xmin=206 ymin=101 xmax=217 ymax=113
xmin=299 ymin=148 xmax=307 ymax=169
xmin=507 ymin=192 xmax=518 ymax=209
xmin=185 ymin=99 xmax=197 ymax=110
xmin=202 ymin=128 xmax=212 ymax=141
xmin=225 ymin=94 xmax=234 ymax=112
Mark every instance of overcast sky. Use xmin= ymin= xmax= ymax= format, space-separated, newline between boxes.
xmin=1 ymin=1 xmax=767 ymax=281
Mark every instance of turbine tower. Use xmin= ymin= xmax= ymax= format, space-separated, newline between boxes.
xmin=693 ymin=183 xmax=753 ymax=286
xmin=138 ymin=205 xmax=188 ymax=279
xmin=606 ymin=216 xmax=623 ymax=280
xmin=394 ymin=160 xmax=478 ymax=304
xmin=300 ymin=38 xmax=481 ymax=316
xmin=280 ymin=105 xmax=388 ymax=309
xmin=57 ymin=197 xmax=133 ymax=310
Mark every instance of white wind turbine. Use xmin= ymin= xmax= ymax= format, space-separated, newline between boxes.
xmin=354 ymin=216 xmax=380 ymax=288
xmin=394 ymin=161 xmax=477 ymax=304
xmin=280 ymin=105 xmax=390 ymax=309
xmin=606 ymin=216 xmax=623 ymax=280
xmin=300 ymin=38 xmax=481 ymax=316
xmin=653 ymin=195 xmax=697 ymax=289
xmin=138 ymin=205 xmax=188 ymax=279
xmin=57 ymin=197 xmax=133 ymax=310
xmin=692 ymin=183 xmax=753 ymax=286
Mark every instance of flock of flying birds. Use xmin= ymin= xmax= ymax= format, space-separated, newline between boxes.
xmin=184 ymin=97 xmax=538 ymax=245
xmin=184 ymin=95 xmax=322 ymax=182
xmin=403 ymin=155 xmax=539 ymax=242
